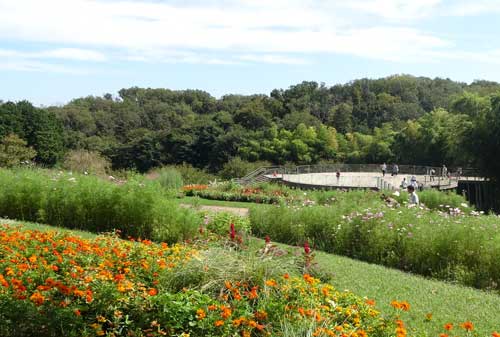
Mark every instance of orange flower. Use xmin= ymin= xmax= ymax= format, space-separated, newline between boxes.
xmin=439 ymin=334 xmax=449 ymax=337
xmin=148 ymin=288 xmax=157 ymax=296
xmin=254 ymin=310 xmax=268 ymax=321
xmin=196 ymin=309 xmax=206 ymax=320
xmin=85 ymin=289 xmax=93 ymax=303
xmin=214 ymin=320 xmax=224 ymax=327
xmin=283 ymin=273 xmax=290 ymax=279
xmin=232 ymin=317 xmax=245 ymax=327
xmin=74 ymin=309 xmax=81 ymax=316
xmin=399 ymin=301 xmax=410 ymax=311
xmin=492 ymin=332 xmax=500 ymax=337
xmin=248 ymin=320 xmax=258 ymax=328
xmin=365 ymin=299 xmax=375 ymax=306
xmin=221 ymin=307 xmax=232 ymax=319
xmin=29 ymin=292 xmax=45 ymax=306
xmin=460 ymin=321 xmax=474 ymax=331
xmin=444 ymin=323 xmax=453 ymax=331
xmin=0 ymin=274 xmax=9 ymax=287
xmin=390 ymin=300 xmax=400 ymax=309
xmin=248 ymin=286 xmax=258 ymax=299
xmin=208 ymin=304 xmax=217 ymax=311
xmin=265 ymin=279 xmax=277 ymax=287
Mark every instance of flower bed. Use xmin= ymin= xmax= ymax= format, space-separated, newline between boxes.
xmin=0 ymin=225 xmax=401 ymax=337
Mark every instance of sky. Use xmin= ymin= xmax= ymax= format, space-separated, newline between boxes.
xmin=1 ymin=0 xmax=500 ymax=106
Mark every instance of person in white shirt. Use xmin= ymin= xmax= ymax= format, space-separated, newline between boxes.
xmin=400 ymin=177 xmax=408 ymax=188
xmin=381 ymin=163 xmax=387 ymax=176
xmin=410 ymin=176 xmax=418 ymax=188
xmin=407 ymin=185 xmax=419 ymax=205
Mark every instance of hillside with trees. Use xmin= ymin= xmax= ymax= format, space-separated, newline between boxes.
xmin=1 ymin=74 xmax=500 ymax=186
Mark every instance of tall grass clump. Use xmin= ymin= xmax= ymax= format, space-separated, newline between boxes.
xmin=171 ymin=163 xmax=217 ymax=184
xmin=0 ymin=168 xmax=199 ymax=242
xmin=155 ymin=167 xmax=184 ymax=190
xmin=62 ymin=149 xmax=111 ymax=176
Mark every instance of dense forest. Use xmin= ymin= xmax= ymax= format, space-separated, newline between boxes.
xmin=1 ymin=74 xmax=500 ymax=184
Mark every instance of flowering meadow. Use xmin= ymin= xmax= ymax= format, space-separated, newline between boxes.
xmin=250 ymin=189 xmax=500 ymax=291
xmin=0 ymin=224 xmax=406 ymax=337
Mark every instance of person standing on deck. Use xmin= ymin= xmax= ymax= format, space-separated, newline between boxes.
xmin=391 ymin=164 xmax=399 ymax=176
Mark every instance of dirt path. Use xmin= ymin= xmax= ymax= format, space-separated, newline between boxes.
xmin=180 ymin=204 xmax=249 ymax=217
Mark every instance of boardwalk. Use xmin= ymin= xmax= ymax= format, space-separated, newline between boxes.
xmin=269 ymin=172 xmax=457 ymax=190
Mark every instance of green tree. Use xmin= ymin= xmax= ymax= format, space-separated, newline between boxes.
xmin=464 ymin=95 xmax=500 ymax=185
xmin=0 ymin=134 xmax=36 ymax=167
xmin=327 ymin=103 xmax=353 ymax=134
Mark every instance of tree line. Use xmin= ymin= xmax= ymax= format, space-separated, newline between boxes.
xmin=1 ymin=74 xmax=500 ymax=185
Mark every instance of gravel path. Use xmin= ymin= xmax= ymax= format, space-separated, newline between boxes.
xmin=180 ymin=204 xmax=249 ymax=217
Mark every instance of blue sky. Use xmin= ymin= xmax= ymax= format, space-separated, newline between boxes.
xmin=1 ymin=0 xmax=500 ymax=106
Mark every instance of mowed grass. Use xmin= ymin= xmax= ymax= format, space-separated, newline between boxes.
xmin=177 ymin=196 xmax=267 ymax=209
xmin=4 ymin=218 xmax=500 ymax=336
xmin=0 ymin=218 xmax=98 ymax=239
xmin=316 ymin=251 xmax=500 ymax=336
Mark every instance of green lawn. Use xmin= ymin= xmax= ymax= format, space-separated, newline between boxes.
xmin=0 ymin=218 xmax=98 ymax=239
xmin=177 ymin=196 xmax=267 ymax=210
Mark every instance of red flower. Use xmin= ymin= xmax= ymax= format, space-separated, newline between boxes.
xmin=265 ymin=235 xmax=271 ymax=244
xmin=304 ymin=241 xmax=311 ymax=254
xmin=230 ymin=223 xmax=236 ymax=240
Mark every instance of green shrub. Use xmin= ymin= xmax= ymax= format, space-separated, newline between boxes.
xmin=219 ymin=157 xmax=271 ymax=179
xmin=172 ymin=163 xmax=217 ymax=184
xmin=203 ymin=211 xmax=251 ymax=236
xmin=156 ymin=167 xmax=184 ymax=190
xmin=62 ymin=149 xmax=111 ymax=176
xmin=0 ymin=134 xmax=36 ymax=168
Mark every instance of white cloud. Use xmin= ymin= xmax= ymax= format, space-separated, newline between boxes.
xmin=343 ymin=0 xmax=443 ymax=21
xmin=239 ymin=54 xmax=310 ymax=65
xmin=0 ymin=0 xmax=495 ymax=67
xmin=38 ymin=48 xmax=107 ymax=61
xmin=0 ymin=48 xmax=106 ymax=62
xmin=448 ymin=0 xmax=500 ymax=16
xmin=0 ymin=58 xmax=87 ymax=74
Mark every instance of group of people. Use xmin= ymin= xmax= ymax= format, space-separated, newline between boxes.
xmin=381 ymin=163 xmax=399 ymax=177
xmin=381 ymin=162 xmax=420 ymax=205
